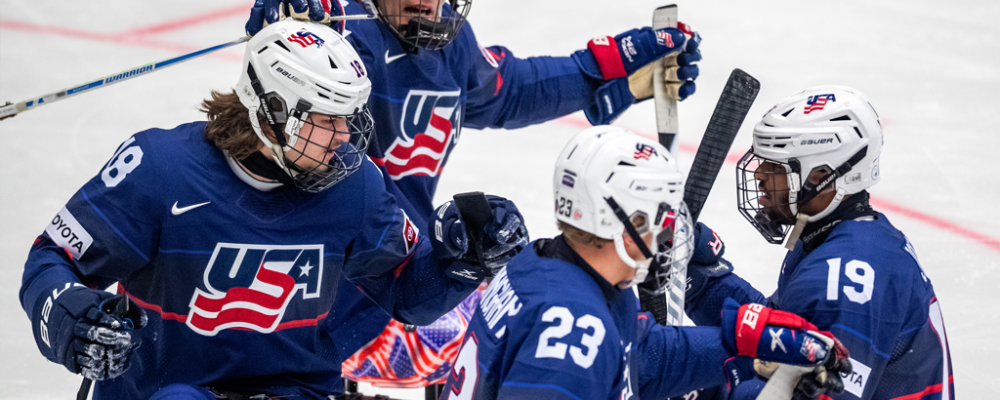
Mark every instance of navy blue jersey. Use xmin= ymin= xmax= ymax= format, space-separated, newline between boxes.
xmin=19 ymin=122 xmax=480 ymax=399
xmin=340 ymin=0 xmax=597 ymax=219
xmin=688 ymin=215 xmax=955 ymax=400
xmin=442 ymin=238 xmax=729 ymax=400
xmin=322 ymin=0 xmax=602 ymax=384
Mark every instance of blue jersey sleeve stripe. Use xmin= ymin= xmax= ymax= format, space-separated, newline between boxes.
xmin=81 ymin=188 xmax=151 ymax=263
xmin=375 ymin=212 xmax=398 ymax=249
xmin=501 ymin=382 xmax=584 ymax=400
xmin=831 ymin=323 xmax=891 ymax=359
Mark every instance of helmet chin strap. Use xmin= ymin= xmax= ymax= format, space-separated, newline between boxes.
xmin=604 ymin=196 xmax=656 ymax=288
xmin=783 ymin=146 xmax=868 ymax=249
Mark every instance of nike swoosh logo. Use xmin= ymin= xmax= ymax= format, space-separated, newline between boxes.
xmin=171 ymin=201 xmax=211 ymax=216
xmin=385 ymin=50 xmax=406 ymax=64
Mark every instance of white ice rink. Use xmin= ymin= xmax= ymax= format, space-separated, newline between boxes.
xmin=1 ymin=1 xmax=998 ymax=398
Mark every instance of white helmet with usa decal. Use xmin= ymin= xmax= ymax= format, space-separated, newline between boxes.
xmin=235 ymin=20 xmax=375 ymax=193
xmin=737 ymin=86 xmax=883 ymax=243
xmin=553 ymin=126 xmax=693 ymax=290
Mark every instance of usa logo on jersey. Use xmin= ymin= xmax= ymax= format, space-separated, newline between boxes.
xmin=379 ymin=90 xmax=462 ymax=180
xmin=186 ymin=243 xmax=323 ymax=336
xmin=804 ymin=94 xmax=836 ymax=114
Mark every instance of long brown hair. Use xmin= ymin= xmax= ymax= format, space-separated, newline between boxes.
xmin=200 ymin=90 xmax=273 ymax=159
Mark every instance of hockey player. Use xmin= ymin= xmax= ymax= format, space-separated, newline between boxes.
xmin=685 ymin=86 xmax=956 ymax=399
xmin=439 ymin=126 xmax=852 ymax=400
xmin=18 ymin=21 xmax=527 ymax=400
xmin=243 ymin=0 xmax=704 ymax=389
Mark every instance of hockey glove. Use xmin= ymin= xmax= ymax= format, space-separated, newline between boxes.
xmin=430 ymin=195 xmax=529 ymax=279
xmin=574 ymin=23 xmax=702 ymax=125
xmin=246 ymin=0 xmax=341 ymax=36
xmin=720 ymin=298 xmax=851 ymax=399
xmin=685 ymin=223 xmax=734 ymax=303
xmin=31 ymin=285 xmax=147 ymax=381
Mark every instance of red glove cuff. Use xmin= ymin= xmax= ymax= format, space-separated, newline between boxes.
xmin=734 ymin=304 xmax=819 ymax=358
xmin=587 ymin=36 xmax=627 ymax=80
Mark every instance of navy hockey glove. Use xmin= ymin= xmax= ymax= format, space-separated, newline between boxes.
xmin=685 ymin=223 xmax=734 ymax=302
xmin=574 ymin=23 xmax=702 ymax=124
xmin=431 ymin=195 xmax=529 ymax=279
xmin=31 ymin=285 xmax=146 ymax=381
xmin=720 ymin=298 xmax=851 ymax=399
xmin=246 ymin=0 xmax=343 ymax=36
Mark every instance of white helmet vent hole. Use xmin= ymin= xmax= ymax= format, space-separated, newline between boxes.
xmin=618 ymin=161 xmax=635 ymax=167
xmin=315 ymin=83 xmax=331 ymax=92
xmin=830 ymin=115 xmax=852 ymax=121
xmin=328 ymin=56 xmax=338 ymax=69
xmin=257 ymin=46 xmax=269 ymax=54
xmin=273 ymin=40 xmax=291 ymax=52
xmin=781 ymin=108 xmax=794 ymax=117
xmin=317 ymin=92 xmax=330 ymax=100
xmin=854 ymin=127 xmax=864 ymax=139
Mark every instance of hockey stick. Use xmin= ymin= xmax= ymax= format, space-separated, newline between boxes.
xmin=0 ymin=5 xmax=381 ymax=122
xmin=638 ymin=4 xmax=681 ymax=326
xmin=447 ymin=191 xmax=494 ymax=282
xmin=0 ymin=36 xmax=249 ymax=122
xmin=638 ymin=67 xmax=761 ymax=327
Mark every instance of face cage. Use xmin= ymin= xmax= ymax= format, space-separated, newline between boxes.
xmin=736 ymin=149 xmax=795 ymax=244
xmin=379 ymin=0 xmax=471 ymax=50
xmin=641 ymin=202 xmax=694 ymax=295
xmin=283 ymin=105 xmax=375 ymax=193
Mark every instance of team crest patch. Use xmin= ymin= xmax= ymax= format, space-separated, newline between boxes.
xmin=186 ymin=243 xmax=323 ymax=336
xmin=401 ymin=210 xmax=419 ymax=254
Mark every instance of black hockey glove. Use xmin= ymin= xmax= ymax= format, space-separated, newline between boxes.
xmin=430 ymin=195 xmax=529 ymax=279
xmin=31 ymin=285 xmax=146 ymax=381
xmin=685 ymin=222 xmax=734 ymax=303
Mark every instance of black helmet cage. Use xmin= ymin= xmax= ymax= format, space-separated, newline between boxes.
xmin=376 ymin=0 xmax=471 ymax=51
xmin=283 ymin=104 xmax=375 ymax=193
xmin=247 ymin=62 xmax=375 ymax=193
xmin=736 ymin=145 xmax=869 ymax=244
xmin=736 ymin=149 xmax=794 ymax=244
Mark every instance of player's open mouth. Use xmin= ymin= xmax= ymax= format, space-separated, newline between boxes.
xmin=403 ymin=5 xmax=433 ymax=17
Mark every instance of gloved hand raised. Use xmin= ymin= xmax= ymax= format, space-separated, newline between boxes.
xmin=574 ymin=23 xmax=702 ymax=125
xmin=31 ymin=285 xmax=147 ymax=381
xmin=720 ymin=298 xmax=852 ymax=399
xmin=430 ymin=195 xmax=529 ymax=282
xmin=245 ymin=0 xmax=338 ymax=36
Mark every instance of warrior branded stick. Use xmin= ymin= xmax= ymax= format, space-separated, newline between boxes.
xmin=0 ymin=4 xmax=380 ymax=122
xmin=0 ymin=36 xmax=250 ymax=122
xmin=638 ymin=4 xmax=682 ymax=327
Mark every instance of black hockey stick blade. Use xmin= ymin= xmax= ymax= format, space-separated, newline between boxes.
xmin=684 ymin=68 xmax=760 ymax=223
xmin=447 ymin=192 xmax=494 ymax=281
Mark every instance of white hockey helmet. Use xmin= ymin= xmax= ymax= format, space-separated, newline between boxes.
xmin=235 ymin=19 xmax=375 ymax=193
xmin=554 ymin=126 xmax=694 ymax=290
xmin=737 ymin=85 xmax=883 ymax=244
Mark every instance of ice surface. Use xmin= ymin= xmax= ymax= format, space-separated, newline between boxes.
xmin=1 ymin=1 xmax=997 ymax=398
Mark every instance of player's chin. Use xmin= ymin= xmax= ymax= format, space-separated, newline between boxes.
xmin=761 ymin=206 xmax=794 ymax=226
